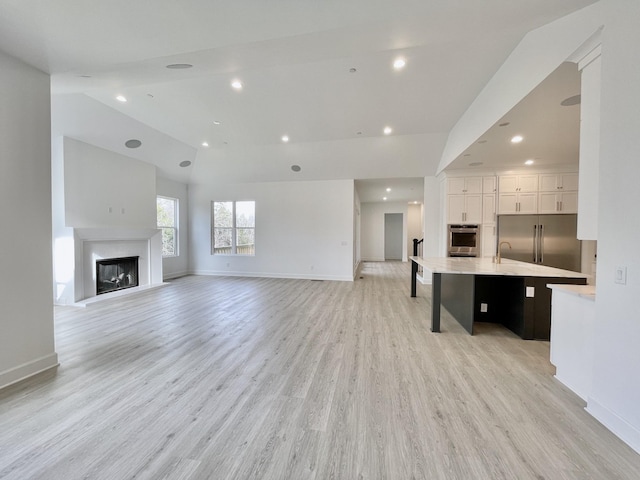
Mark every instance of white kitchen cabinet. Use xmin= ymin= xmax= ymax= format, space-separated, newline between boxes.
xmin=539 ymin=173 xmax=579 ymax=192
xmin=481 ymin=224 xmax=497 ymax=258
xmin=538 ymin=191 xmax=578 ymax=214
xmin=448 ymin=176 xmax=482 ymax=195
xmin=483 ymin=176 xmax=497 ymax=193
xmin=482 ymin=193 xmax=496 ymax=223
xmin=448 ymin=194 xmax=482 ymax=224
xmin=499 ymin=174 xmax=538 ymax=193
xmin=498 ymin=192 xmax=538 ymax=214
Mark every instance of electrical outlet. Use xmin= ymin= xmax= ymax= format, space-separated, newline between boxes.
xmin=480 ymin=303 xmax=488 ymax=313
xmin=526 ymin=286 xmax=535 ymax=297
xmin=615 ymin=266 xmax=627 ymax=285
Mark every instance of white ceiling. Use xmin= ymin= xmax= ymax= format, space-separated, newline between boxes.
xmin=0 ymin=0 xmax=597 ymax=198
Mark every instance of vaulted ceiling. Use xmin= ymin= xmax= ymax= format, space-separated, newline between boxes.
xmin=0 ymin=0 xmax=596 ymax=197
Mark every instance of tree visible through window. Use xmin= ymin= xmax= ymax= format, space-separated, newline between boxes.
xmin=157 ymin=196 xmax=178 ymax=257
xmin=212 ymin=201 xmax=255 ymax=255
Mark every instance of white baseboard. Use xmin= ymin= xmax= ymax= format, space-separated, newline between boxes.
xmin=586 ymin=397 xmax=640 ymax=454
xmin=190 ymin=270 xmax=353 ymax=282
xmin=0 ymin=353 xmax=59 ymax=390
xmin=163 ymin=270 xmax=189 ymax=280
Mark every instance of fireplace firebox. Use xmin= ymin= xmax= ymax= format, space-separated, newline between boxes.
xmin=96 ymin=256 xmax=139 ymax=295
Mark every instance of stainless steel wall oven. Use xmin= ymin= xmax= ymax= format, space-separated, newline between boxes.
xmin=448 ymin=224 xmax=480 ymax=257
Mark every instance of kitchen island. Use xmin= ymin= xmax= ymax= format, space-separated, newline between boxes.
xmin=410 ymin=256 xmax=588 ymax=340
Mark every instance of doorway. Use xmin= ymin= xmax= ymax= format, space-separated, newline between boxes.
xmin=384 ymin=213 xmax=403 ymax=260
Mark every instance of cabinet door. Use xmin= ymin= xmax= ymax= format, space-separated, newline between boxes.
xmin=518 ymin=175 xmax=539 ymax=192
xmin=499 ymin=176 xmax=518 ymax=193
xmin=483 ymin=194 xmax=496 ymax=223
xmin=518 ymin=193 xmax=538 ymax=213
xmin=498 ymin=193 xmax=518 ymax=214
xmin=448 ymin=195 xmax=466 ymax=223
xmin=481 ymin=224 xmax=497 ymax=258
xmin=539 ymin=174 xmax=559 ymax=192
xmin=561 ymin=173 xmax=579 ymax=191
xmin=483 ymin=176 xmax=497 ymax=193
xmin=538 ymin=192 xmax=559 ymax=213
xmin=448 ymin=177 xmax=466 ymax=195
xmin=559 ymin=192 xmax=578 ymax=213
xmin=465 ymin=194 xmax=483 ymax=223
xmin=465 ymin=177 xmax=482 ymax=194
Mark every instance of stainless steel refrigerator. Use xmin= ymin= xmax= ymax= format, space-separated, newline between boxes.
xmin=497 ymin=214 xmax=581 ymax=271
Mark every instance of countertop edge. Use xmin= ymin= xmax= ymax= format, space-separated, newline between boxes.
xmin=547 ymin=283 xmax=596 ymax=301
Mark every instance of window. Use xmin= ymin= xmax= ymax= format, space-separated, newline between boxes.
xmin=212 ymin=201 xmax=255 ymax=255
xmin=157 ymin=196 xmax=178 ymax=257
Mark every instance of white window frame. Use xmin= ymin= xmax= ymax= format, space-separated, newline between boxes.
xmin=211 ymin=200 xmax=255 ymax=256
xmin=157 ymin=195 xmax=178 ymax=257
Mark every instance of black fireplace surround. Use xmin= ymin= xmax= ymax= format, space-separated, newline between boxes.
xmin=96 ymin=256 xmax=139 ymax=295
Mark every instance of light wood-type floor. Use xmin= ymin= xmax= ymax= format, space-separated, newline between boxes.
xmin=1 ymin=262 xmax=639 ymax=479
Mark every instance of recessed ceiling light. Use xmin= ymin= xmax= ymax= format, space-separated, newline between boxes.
xmin=166 ymin=63 xmax=193 ymax=69
xmin=386 ymin=188 xmax=391 ymax=192
xmin=179 ymin=160 xmax=192 ymax=168
xmin=383 ymin=197 xmax=388 ymax=201
xmin=231 ymin=80 xmax=243 ymax=90
xmin=469 ymin=162 xmax=483 ymax=167
xmin=414 ymin=201 xmax=419 ymax=204
xmin=477 ymin=140 xmax=487 ymax=144
xmin=393 ymin=58 xmax=406 ymax=70
xmin=116 ymin=95 xmax=127 ymax=102
xmin=561 ymin=94 xmax=581 ymax=106
xmin=463 ymin=154 xmax=471 ymax=157
xmin=125 ymin=139 xmax=141 ymax=148
xmin=525 ymin=159 xmax=535 ymax=165
xmin=202 ymin=142 xmax=209 ymax=147
xmin=499 ymin=122 xmax=510 ymax=127
xmin=291 ymin=165 xmax=301 ymax=172
xmin=147 ymin=93 xmax=154 ymax=98
xmin=349 ymin=67 xmax=357 ymax=73
xmin=511 ymin=135 xmax=524 ymax=143
xmin=383 ymin=126 xmax=392 ymax=135
xmin=78 ymin=75 xmax=92 ymax=78
xmin=213 ymin=121 xmax=221 ymax=125
xmin=281 ymin=135 xmax=289 ymax=143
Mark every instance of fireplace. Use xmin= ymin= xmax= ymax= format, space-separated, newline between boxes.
xmin=96 ymin=256 xmax=139 ymax=295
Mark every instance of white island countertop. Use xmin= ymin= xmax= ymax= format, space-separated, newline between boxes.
xmin=410 ymin=256 xmax=588 ymax=279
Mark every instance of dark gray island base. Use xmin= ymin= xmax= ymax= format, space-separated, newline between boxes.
xmin=411 ymin=257 xmax=588 ymax=340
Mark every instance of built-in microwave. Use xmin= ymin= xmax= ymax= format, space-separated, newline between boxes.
xmin=448 ymin=224 xmax=480 ymax=257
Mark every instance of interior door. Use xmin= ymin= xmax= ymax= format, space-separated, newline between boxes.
xmin=384 ymin=213 xmax=403 ymax=260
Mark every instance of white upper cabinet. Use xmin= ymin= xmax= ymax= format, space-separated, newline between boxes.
xmin=539 ymin=173 xmax=579 ymax=192
xmin=448 ymin=176 xmax=482 ymax=195
xmin=499 ymin=174 xmax=539 ymax=193
xmin=448 ymin=194 xmax=482 ymax=224
xmin=483 ymin=176 xmax=497 ymax=193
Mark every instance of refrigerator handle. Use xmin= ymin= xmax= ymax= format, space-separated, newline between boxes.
xmin=540 ymin=224 xmax=544 ymax=264
xmin=533 ymin=225 xmax=538 ymax=263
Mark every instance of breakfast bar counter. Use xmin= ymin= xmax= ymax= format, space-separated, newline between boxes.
xmin=410 ymin=256 xmax=588 ymax=340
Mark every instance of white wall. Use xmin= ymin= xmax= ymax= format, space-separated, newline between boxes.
xmin=587 ymin=0 xmax=640 ymax=453
xmin=407 ymin=203 xmax=423 ymax=256
xmin=423 ymin=176 xmax=443 ymax=257
xmin=189 ymin=179 xmax=354 ymax=281
xmin=361 ymin=202 xmax=408 ymax=262
xmin=0 ymin=50 xmax=58 ymax=388
xmin=63 ymin=138 xmax=157 ymax=229
xmin=157 ymin=176 xmax=189 ymax=279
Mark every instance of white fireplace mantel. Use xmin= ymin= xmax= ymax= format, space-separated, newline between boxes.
xmin=73 ymin=228 xmax=163 ymax=302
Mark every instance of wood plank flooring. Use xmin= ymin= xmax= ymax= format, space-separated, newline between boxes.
xmin=1 ymin=261 xmax=639 ymax=479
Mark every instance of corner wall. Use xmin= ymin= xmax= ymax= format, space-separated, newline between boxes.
xmin=0 ymin=50 xmax=58 ymax=389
